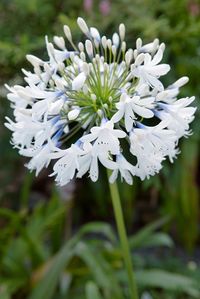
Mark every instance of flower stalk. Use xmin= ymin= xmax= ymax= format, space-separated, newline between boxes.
xmin=107 ymin=170 xmax=139 ymax=299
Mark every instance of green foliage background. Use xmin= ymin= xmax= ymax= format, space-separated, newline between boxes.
xmin=0 ymin=1 xmax=200 ymax=298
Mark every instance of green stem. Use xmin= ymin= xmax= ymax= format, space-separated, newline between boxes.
xmin=107 ymin=170 xmax=139 ymax=299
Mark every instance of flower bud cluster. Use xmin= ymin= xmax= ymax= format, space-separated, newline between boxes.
xmin=5 ymin=17 xmax=196 ymax=185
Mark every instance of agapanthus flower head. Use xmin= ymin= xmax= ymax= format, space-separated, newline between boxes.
xmin=5 ymin=17 xmax=196 ymax=185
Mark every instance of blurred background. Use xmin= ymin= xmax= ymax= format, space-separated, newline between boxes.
xmin=0 ymin=0 xmax=200 ymax=298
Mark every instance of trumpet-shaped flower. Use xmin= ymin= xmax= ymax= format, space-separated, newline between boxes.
xmin=132 ymin=46 xmax=170 ymax=91
xmin=112 ymin=93 xmax=154 ymax=132
xmin=80 ymin=120 xmax=126 ymax=155
xmin=76 ymin=142 xmax=117 ymax=182
xmin=109 ymin=154 xmax=136 ymax=185
xmin=157 ymin=96 xmax=196 ymax=137
xmin=130 ymin=121 xmax=180 ymax=180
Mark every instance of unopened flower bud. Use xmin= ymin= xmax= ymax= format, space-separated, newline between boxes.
xmin=97 ymin=109 xmax=103 ymax=117
xmin=90 ymin=27 xmax=100 ymax=42
xmin=173 ymin=76 xmax=189 ymax=88
xmin=64 ymin=125 xmax=69 ymax=134
xmin=106 ymin=39 xmax=112 ymax=49
xmin=77 ymin=17 xmax=89 ymax=35
xmin=119 ymin=23 xmax=125 ymax=40
xmin=46 ymin=42 xmax=55 ymax=57
xmin=80 ymin=52 xmax=86 ymax=61
xmin=125 ymin=49 xmax=133 ymax=65
xmin=136 ymin=38 xmax=142 ymax=50
xmin=72 ymin=72 xmax=86 ymax=91
xmin=82 ymin=62 xmax=90 ymax=75
xmin=101 ymin=36 xmax=107 ymax=49
xmin=95 ymin=54 xmax=100 ymax=62
xmin=109 ymin=96 xmax=113 ymax=103
xmin=103 ymin=62 xmax=109 ymax=72
xmin=53 ymin=36 xmax=65 ymax=49
xmin=63 ymin=25 xmax=72 ymax=41
xmin=160 ymin=43 xmax=165 ymax=52
xmin=100 ymin=56 xmax=105 ymax=63
xmin=112 ymin=33 xmax=120 ymax=48
xmin=26 ymin=55 xmax=43 ymax=67
xmin=68 ymin=109 xmax=80 ymax=120
xmin=78 ymin=42 xmax=84 ymax=52
xmin=112 ymin=45 xmax=116 ymax=56
xmin=85 ymin=39 xmax=93 ymax=57
xmin=153 ymin=38 xmax=159 ymax=50
xmin=121 ymin=41 xmax=126 ymax=52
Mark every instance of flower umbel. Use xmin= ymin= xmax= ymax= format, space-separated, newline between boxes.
xmin=5 ymin=17 xmax=196 ymax=185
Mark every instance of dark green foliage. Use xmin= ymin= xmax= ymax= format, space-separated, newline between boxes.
xmin=0 ymin=196 xmax=199 ymax=299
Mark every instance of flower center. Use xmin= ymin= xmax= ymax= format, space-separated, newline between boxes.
xmin=63 ymin=58 xmax=134 ymax=125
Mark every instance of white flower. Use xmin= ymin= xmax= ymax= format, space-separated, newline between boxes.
xmin=5 ymin=84 xmax=34 ymax=109
xmin=50 ymin=144 xmax=83 ymax=186
xmin=130 ymin=121 xmax=178 ymax=180
xmin=5 ymin=115 xmax=43 ymax=148
xmin=76 ymin=142 xmax=117 ymax=182
xmin=132 ymin=46 xmax=170 ymax=91
xmin=136 ymin=38 xmax=159 ymax=54
xmin=80 ymin=120 xmax=126 ymax=155
xmin=112 ymin=93 xmax=154 ymax=132
xmin=5 ymin=17 xmax=195 ymax=185
xmin=24 ymin=142 xmax=54 ymax=176
xmin=109 ymin=154 xmax=136 ymax=185
xmin=157 ymin=96 xmax=196 ymax=137
xmin=156 ymin=76 xmax=189 ymax=104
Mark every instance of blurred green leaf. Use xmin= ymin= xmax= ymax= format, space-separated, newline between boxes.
xmin=75 ymin=242 xmax=123 ymax=299
xmin=85 ymin=281 xmax=104 ymax=299
xmin=131 ymin=232 xmax=173 ymax=249
xmin=136 ymin=269 xmax=200 ymax=298
xmin=78 ymin=222 xmax=117 ymax=244
xmin=129 ymin=217 xmax=171 ymax=248
xmin=20 ymin=172 xmax=34 ymax=207
xmin=28 ymin=235 xmax=78 ymax=299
